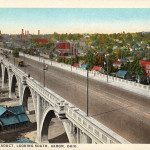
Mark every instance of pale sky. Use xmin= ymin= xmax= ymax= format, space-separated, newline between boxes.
xmin=0 ymin=8 xmax=150 ymax=34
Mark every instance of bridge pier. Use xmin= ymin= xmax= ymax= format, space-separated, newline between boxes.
xmin=36 ymin=94 xmax=42 ymax=143
xmin=80 ymin=132 xmax=92 ymax=143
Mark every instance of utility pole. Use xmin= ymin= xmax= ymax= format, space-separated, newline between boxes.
xmin=71 ymin=54 xmax=72 ymax=72
xmin=43 ymin=60 xmax=48 ymax=87
xmin=86 ymin=67 xmax=89 ymax=117
xmin=107 ymin=56 xmax=108 ymax=83
xmin=14 ymin=57 xmax=15 ymax=66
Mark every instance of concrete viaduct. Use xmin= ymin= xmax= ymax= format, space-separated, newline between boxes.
xmin=0 ymin=57 xmax=129 ymax=144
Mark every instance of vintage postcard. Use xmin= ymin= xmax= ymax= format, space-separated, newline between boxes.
xmin=0 ymin=0 xmax=150 ymax=150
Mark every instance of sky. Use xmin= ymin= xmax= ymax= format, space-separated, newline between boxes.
xmin=0 ymin=8 xmax=150 ymax=34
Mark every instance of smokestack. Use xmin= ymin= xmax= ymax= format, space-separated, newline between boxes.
xmin=38 ymin=30 xmax=40 ymax=35
xmin=25 ymin=30 xmax=26 ymax=36
xmin=21 ymin=29 xmax=24 ymax=38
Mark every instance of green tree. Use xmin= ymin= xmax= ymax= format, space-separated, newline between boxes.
xmin=12 ymin=50 xmax=19 ymax=57
xmin=94 ymin=53 xmax=105 ymax=67
xmin=128 ymin=58 xmax=146 ymax=83
xmin=85 ymin=51 xmax=94 ymax=70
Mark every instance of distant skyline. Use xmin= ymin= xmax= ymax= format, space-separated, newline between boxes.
xmin=0 ymin=8 xmax=150 ymax=34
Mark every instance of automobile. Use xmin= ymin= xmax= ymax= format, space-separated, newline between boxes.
xmin=17 ymin=60 xmax=24 ymax=67
xmin=5 ymin=54 xmax=8 ymax=58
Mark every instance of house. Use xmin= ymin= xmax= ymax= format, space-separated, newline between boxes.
xmin=92 ymin=66 xmax=105 ymax=73
xmin=72 ymin=63 xmax=79 ymax=67
xmin=59 ymin=52 xmax=68 ymax=56
xmin=116 ymin=70 xmax=130 ymax=79
xmin=35 ymin=39 xmax=48 ymax=44
xmin=0 ymin=105 xmax=29 ymax=131
xmin=80 ymin=64 xmax=87 ymax=69
xmin=56 ymin=42 xmax=71 ymax=55
xmin=113 ymin=61 xmax=123 ymax=69
xmin=139 ymin=60 xmax=150 ymax=77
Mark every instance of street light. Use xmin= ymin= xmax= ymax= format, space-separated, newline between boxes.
xmin=71 ymin=54 xmax=72 ymax=72
xmin=23 ymin=51 xmax=26 ymax=73
xmin=105 ymin=54 xmax=109 ymax=83
xmin=13 ymin=57 xmax=15 ymax=66
xmin=43 ymin=60 xmax=48 ymax=87
xmin=86 ymin=66 xmax=89 ymax=117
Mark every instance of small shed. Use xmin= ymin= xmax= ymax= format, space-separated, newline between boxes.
xmin=116 ymin=70 xmax=130 ymax=79
xmin=0 ymin=105 xmax=29 ymax=131
xmin=73 ymin=63 xmax=79 ymax=67
xmin=113 ymin=61 xmax=123 ymax=69
xmin=92 ymin=66 xmax=105 ymax=73
xmin=80 ymin=64 xmax=87 ymax=69
xmin=9 ymin=138 xmax=36 ymax=143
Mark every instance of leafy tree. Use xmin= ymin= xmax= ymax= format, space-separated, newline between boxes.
xmin=85 ymin=51 xmax=94 ymax=70
xmin=62 ymin=57 xmax=66 ymax=63
xmin=128 ymin=58 xmax=146 ymax=83
xmin=12 ymin=50 xmax=19 ymax=57
xmin=94 ymin=53 xmax=105 ymax=67
xmin=57 ymin=57 xmax=62 ymax=63
xmin=74 ymin=55 xmax=79 ymax=63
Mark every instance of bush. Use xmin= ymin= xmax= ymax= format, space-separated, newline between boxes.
xmin=57 ymin=57 xmax=62 ymax=63
xmin=62 ymin=57 xmax=65 ymax=63
xmin=65 ymin=58 xmax=69 ymax=64
xmin=12 ymin=50 xmax=19 ymax=57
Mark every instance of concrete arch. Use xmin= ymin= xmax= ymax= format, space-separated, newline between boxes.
xmin=4 ymin=67 xmax=8 ymax=85
xmin=40 ymin=107 xmax=69 ymax=143
xmin=10 ymin=74 xmax=19 ymax=98
xmin=40 ymin=108 xmax=55 ymax=142
xmin=0 ymin=64 xmax=2 ymax=79
xmin=22 ymin=86 xmax=36 ymax=114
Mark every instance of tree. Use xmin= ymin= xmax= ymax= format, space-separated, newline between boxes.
xmin=12 ymin=50 xmax=19 ymax=57
xmin=85 ymin=51 xmax=94 ymax=70
xmin=74 ymin=55 xmax=79 ymax=63
xmin=128 ymin=58 xmax=146 ymax=83
xmin=94 ymin=53 xmax=105 ymax=67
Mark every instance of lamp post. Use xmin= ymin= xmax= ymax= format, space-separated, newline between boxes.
xmin=69 ymin=42 xmax=73 ymax=72
xmin=13 ymin=57 xmax=15 ymax=66
xmin=43 ymin=60 xmax=48 ymax=87
xmin=86 ymin=66 xmax=89 ymax=117
xmin=105 ymin=54 xmax=109 ymax=83
xmin=71 ymin=54 xmax=72 ymax=72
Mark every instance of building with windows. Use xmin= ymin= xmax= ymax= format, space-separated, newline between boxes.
xmin=139 ymin=60 xmax=150 ymax=76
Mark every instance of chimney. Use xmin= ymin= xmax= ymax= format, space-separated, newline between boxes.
xmin=38 ymin=30 xmax=40 ymax=35
xmin=21 ymin=29 xmax=24 ymax=38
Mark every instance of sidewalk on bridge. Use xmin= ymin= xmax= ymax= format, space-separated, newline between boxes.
xmin=69 ymin=66 xmax=150 ymax=98
xmin=52 ymin=61 xmax=150 ymax=99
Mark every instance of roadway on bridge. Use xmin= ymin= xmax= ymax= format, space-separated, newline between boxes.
xmin=6 ymin=55 xmax=150 ymax=143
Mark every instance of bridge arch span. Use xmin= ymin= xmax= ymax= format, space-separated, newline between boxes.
xmin=40 ymin=107 xmax=69 ymax=143
xmin=22 ymin=85 xmax=36 ymax=115
xmin=4 ymin=67 xmax=8 ymax=86
xmin=40 ymin=108 xmax=55 ymax=143
xmin=10 ymin=74 xmax=19 ymax=98
xmin=0 ymin=64 xmax=2 ymax=79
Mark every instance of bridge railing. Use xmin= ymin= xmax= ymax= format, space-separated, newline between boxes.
xmin=65 ymin=104 xmax=130 ymax=144
xmin=1 ymin=58 xmax=66 ymax=118
xmin=18 ymin=52 xmax=150 ymax=92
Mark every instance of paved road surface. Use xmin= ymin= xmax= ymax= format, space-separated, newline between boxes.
xmin=4 ymin=55 xmax=150 ymax=143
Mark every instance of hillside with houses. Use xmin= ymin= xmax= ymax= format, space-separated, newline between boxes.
xmin=1 ymin=31 xmax=150 ymax=84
